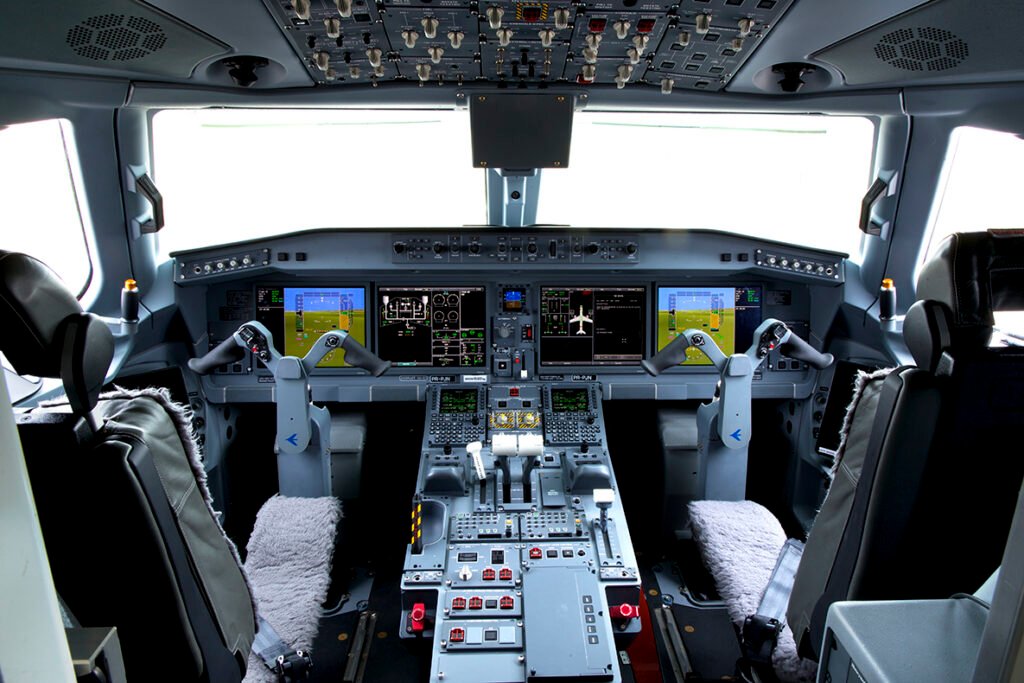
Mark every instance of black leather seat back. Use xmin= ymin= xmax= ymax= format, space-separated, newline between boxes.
xmin=790 ymin=230 xmax=1024 ymax=659
xmin=1 ymin=251 xmax=255 ymax=682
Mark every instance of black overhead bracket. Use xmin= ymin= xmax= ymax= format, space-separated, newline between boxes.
xmin=859 ymin=170 xmax=898 ymax=238
xmin=126 ymin=164 xmax=164 ymax=236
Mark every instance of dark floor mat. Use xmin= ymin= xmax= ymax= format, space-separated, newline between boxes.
xmin=675 ymin=540 xmax=719 ymax=603
xmin=670 ymin=602 xmax=742 ymax=681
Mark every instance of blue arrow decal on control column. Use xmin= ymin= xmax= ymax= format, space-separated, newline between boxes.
xmin=286 ymin=433 xmax=298 ymax=447
xmin=730 ymin=428 xmax=743 ymax=442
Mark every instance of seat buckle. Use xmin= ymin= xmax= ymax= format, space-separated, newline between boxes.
xmin=274 ymin=649 xmax=312 ymax=682
xmin=741 ymin=614 xmax=782 ymax=664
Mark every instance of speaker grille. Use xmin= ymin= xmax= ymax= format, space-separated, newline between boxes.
xmin=874 ymin=26 xmax=968 ymax=72
xmin=65 ymin=13 xmax=167 ymax=62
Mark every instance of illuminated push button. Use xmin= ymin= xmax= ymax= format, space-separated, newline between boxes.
xmin=410 ymin=603 xmax=426 ymax=632
xmin=499 ymin=567 xmax=513 ymax=580
xmin=610 ymin=603 xmax=639 ymax=619
xmin=529 ymin=547 xmax=542 ymax=559
xmin=451 ymin=597 xmax=467 ymax=610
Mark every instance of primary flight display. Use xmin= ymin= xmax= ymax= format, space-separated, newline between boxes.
xmin=655 ymin=286 xmax=762 ymax=365
xmin=254 ymin=286 xmax=367 ymax=367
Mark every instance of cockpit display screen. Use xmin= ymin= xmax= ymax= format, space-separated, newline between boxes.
xmin=539 ymin=286 xmax=646 ymax=366
xmin=254 ymin=287 xmax=367 ymax=367
xmin=376 ymin=287 xmax=486 ymax=367
xmin=550 ymin=388 xmax=590 ymax=413
xmin=655 ymin=286 xmax=762 ymax=366
xmin=439 ymin=388 xmax=479 ymax=414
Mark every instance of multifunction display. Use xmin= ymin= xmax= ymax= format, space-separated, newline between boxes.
xmin=539 ymin=287 xmax=646 ymax=366
xmin=439 ymin=388 xmax=480 ymax=414
xmin=549 ymin=388 xmax=590 ymax=413
xmin=254 ymin=286 xmax=366 ymax=367
xmin=655 ymin=286 xmax=762 ymax=365
xmin=377 ymin=287 xmax=486 ymax=368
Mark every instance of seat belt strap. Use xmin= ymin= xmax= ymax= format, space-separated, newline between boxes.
xmin=252 ymin=614 xmax=312 ymax=682
xmin=742 ymin=538 xmax=805 ymax=663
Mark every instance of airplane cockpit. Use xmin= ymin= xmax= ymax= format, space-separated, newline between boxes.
xmin=2 ymin=1 xmax=1024 ymax=683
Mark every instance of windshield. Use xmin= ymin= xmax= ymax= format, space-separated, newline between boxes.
xmin=154 ymin=109 xmax=874 ymax=256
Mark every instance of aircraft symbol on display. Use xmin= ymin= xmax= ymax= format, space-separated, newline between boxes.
xmin=569 ymin=306 xmax=593 ymax=335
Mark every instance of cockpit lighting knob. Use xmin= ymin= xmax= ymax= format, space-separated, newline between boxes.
xmin=313 ymin=50 xmax=331 ymax=71
xmin=553 ymin=7 xmax=571 ymax=30
xmin=632 ymin=34 xmax=649 ymax=51
xmin=496 ymin=28 xmax=513 ymax=46
xmin=538 ymin=29 xmax=555 ymax=47
xmin=336 ymin=0 xmax=353 ymax=18
xmin=613 ymin=20 xmax=630 ymax=39
xmin=421 ymin=16 xmax=439 ymax=39
xmin=486 ymin=6 xmax=504 ymax=29
xmin=626 ymin=47 xmax=642 ymax=64
xmin=294 ymin=0 xmax=311 ymax=20
xmin=402 ymin=29 xmax=420 ymax=49
xmin=448 ymin=30 xmax=465 ymax=49
xmin=366 ymin=47 xmax=383 ymax=67
xmin=324 ymin=17 xmax=341 ymax=38
xmin=660 ymin=77 xmax=674 ymax=94
xmin=428 ymin=46 xmax=445 ymax=63
xmin=416 ymin=62 xmax=432 ymax=81
xmin=695 ymin=13 xmax=711 ymax=35
xmin=738 ymin=17 xmax=754 ymax=36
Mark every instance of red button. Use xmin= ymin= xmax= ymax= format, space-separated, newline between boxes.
xmin=610 ymin=603 xmax=639 ymax=620
xmin=500 ymin=596 xmax=515 ymax=609
xmin=637 ymin=18 xmax=655 ymax=33
xmin=451 ymin=597 xmax=467 ymax=610
xmin=449 ymin=627 xmax=465 ymax=642
xmin=482 ymin=567 xmax=496 ymax=581
xmin=410 ymin=602 xmax=426 ymax=632
xmin=510 ymin=387 xmax=520 ymax=397
xmin=529 ymin=547 xmax=542 ymax=559
xmin=499 ymin=567 xmax=513 ymax=581
xmin=469 ymin=596 xmax=483 ymax=610
xmin=589 ymin=17 xmax=607 ymax=32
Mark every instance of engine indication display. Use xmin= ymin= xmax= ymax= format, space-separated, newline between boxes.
xmin=550 ymin=388 xmax=590 ymax=413
xmin=439 ymin=388 xmax=479 ymax=414
xmin=539 ymin=287 xmax=646 ymax=366
xmin=655 ymin=286 xmax=762 ymax=365
xmin=254 ymin=286 xmax=366 ymax=367
xmin=377 ymin=287 xmax=486 ymax=368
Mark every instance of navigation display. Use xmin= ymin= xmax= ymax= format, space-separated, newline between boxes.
xmin=439 ymin=388 xmax=479 ymax=414
xmin=254 ymin=286 xmax=366 ymax=367
xmin=377 ymin=287 xmax=486 ymax=367
xmin=550 ymin=388 xmax=590 ymax=413
xmin=539 ymin=286 xmax=646 ymax=366
xmin=655 ymin=286 xmax=762 ymax=366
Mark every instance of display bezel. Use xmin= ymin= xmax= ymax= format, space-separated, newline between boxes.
xmin=536 ymin=285 xmax=649 ymax=368
xmin=651 ymin=284 xmax=764 ymax=369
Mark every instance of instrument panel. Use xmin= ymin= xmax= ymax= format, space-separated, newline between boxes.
xmin=176 ymin=228 xmax=843 ymax=402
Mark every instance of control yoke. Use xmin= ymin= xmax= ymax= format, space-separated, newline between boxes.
xmin=188 ymin=321 xmax=390 ymax=456
xmin=642 ymin=318 xmax=832 ymax=450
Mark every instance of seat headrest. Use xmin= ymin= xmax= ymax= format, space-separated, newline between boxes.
xmin=906 ymin=230 xmax=1024 ymax=372
xmin=917 ymin=230 xmax=1024 ymax=328
xmin=0 ymin=251 xmax=84 ymax=377
xmin=0 ymin=251 xmax=114 ymax=416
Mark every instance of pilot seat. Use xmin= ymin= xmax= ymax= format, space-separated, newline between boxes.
xmin=685 ymin=230 xmax=1024 ymax=681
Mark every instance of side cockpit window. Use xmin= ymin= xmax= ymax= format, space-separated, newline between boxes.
xmin=0 ymin=118 xmax=92 ymax=297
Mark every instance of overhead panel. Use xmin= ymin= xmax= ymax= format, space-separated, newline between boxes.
xmin=0 ymin=0 xmax=228 ymax=78
xmin=263 ymin=0 xmax=795 ymax=90
xmin=813 ymin=0 xmax=1024 ymax=86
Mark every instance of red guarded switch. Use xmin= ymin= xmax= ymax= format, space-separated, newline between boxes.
xmin=610 ymin=603 xmax=640 ymax=620
xmin=589 ymin=17 xmax=607 ymax=32
xmin=499 ymin=567 xmax=513 ymax=581
xmin=469 ymin=596 xmax=484 ymax=610
xmin=529 ymin=547 xmax=543 ymax=559
xmin=451 ymin=596 xmax=467 ymax=610
xmin=410 ymin=603 xmax=427 ymax=632
xmin=482 ymin=567 xmax=496 ymax=581
xmin=449 ymin=627 xmax=465 ymax=643
xmin=637 ymin=18 xmax=655 ymax=33
xmin=500 ymin=596 xmax=515 ymax=610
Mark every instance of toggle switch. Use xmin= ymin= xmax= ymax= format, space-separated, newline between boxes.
xmin=428 ymin=46 xmax=445 ymax=63
xmin=660 ymin=77 xmax=674 ymax=94
xmin=632 ymin=34 xmax=649 ymax=51
xmin=293 ymin=0 xmax=311 ymax=20
xmin=612 ymin=20 xmax=630 ymax=39
xmin=348 ymin=65 xmax=360 ymax=79
xmin=584 ymin=32 xmax=602 ymax=49
xmin=678 ymin=30 xmax=691 ymax=46
xmin=313 ymin=50 xmax=331 ymax=71
xmin=366 ymin=47 xmax=382 ymax=67
xmin=626 ymin=47 xmax=642 ymax=64
xmin=615 ymin=63 xmax=633 ymax=88
xmin=373 ymin=63 xmax=385 ymax=77
xmin=579 ymin=63 xmax=596 ymax=82
xmin=553 ymin=7 xmax=570 ymax=30
xmin=583 ymin=46 xmax=599 ymax=63
xmin=695 ymin=13 xmax=711 ymax=35
xmin=731 ymin=36 xmax=744 ymax=50
xmin=416 ymin=62 xmax=431 ymax=81
xmin=738 ymin=17 xmax=754 ymax=36
xmin=448 ymin=30 xmax=465 ymax=49
xmin=538 ymin=28 xmax=555 ymax=47
xmin=402 ymin=29 xmax=419 ymax=48
xmin=421 ymin=16 xmax=439 ymax=39
xmin=610 ymin=603 xmax=640 ymax=620
xmin=324 ymin=16 xmax=341 ymax=38
xmin=336 ymin=0 xmax=353 ymax=18
xmin=496 ymin=28 xmax=513 ymax=46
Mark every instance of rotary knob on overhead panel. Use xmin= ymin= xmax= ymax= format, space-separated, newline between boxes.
xmin=497 ymin=322 xmax=514 ymax=339
xmin=293 ymin=0 xmax=311 ymax=20
xmin=428 ymin=46 xmax=445 ymax=64
xmin=496 ymin=28 xmax=513 ymax=46
xmin=366 ymin=47 xmax=383 ymax=67
xmin=695 ymin=13 xmax=711 ymax=34
xmin=402 ymin=30 xmax=419 ymax=49
xmin=553 ymin=7 xmax=571 ymax=30
xmin=626 ymin=47 xmax=642 ymax=65
xmin=448 ymin=30 xmax=465 ymax=49
xmin=538 ymin=29 xmax=555 ymax=47
xmin=613 ymin=20 xmax=630 ymax=39
xmin=313 ymin=50 xmax=331 ymax=71
xmin=615 ymin=64 xmax=633 ymax=89
xmin=583 ymin=47 xmax=599 ymax=64
xmin=336 ymin=0 xmax=353 ymax=18
xmin=421 ymin=16 xmax=439 ymax=39
xmin=632 ymin=34 xmax=649 ymax=51
xmin=458 ymin=565 xmax=473 ymax=581
xmin=416 ymin=63 xmax=432 ymax=81
xmin=324 ymin=17 xmax=341 ymax=38
xmin=584 ymin=33 xmax=602 ymax=49
xmin=486 ymin=5 xmax=504 ymax=29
